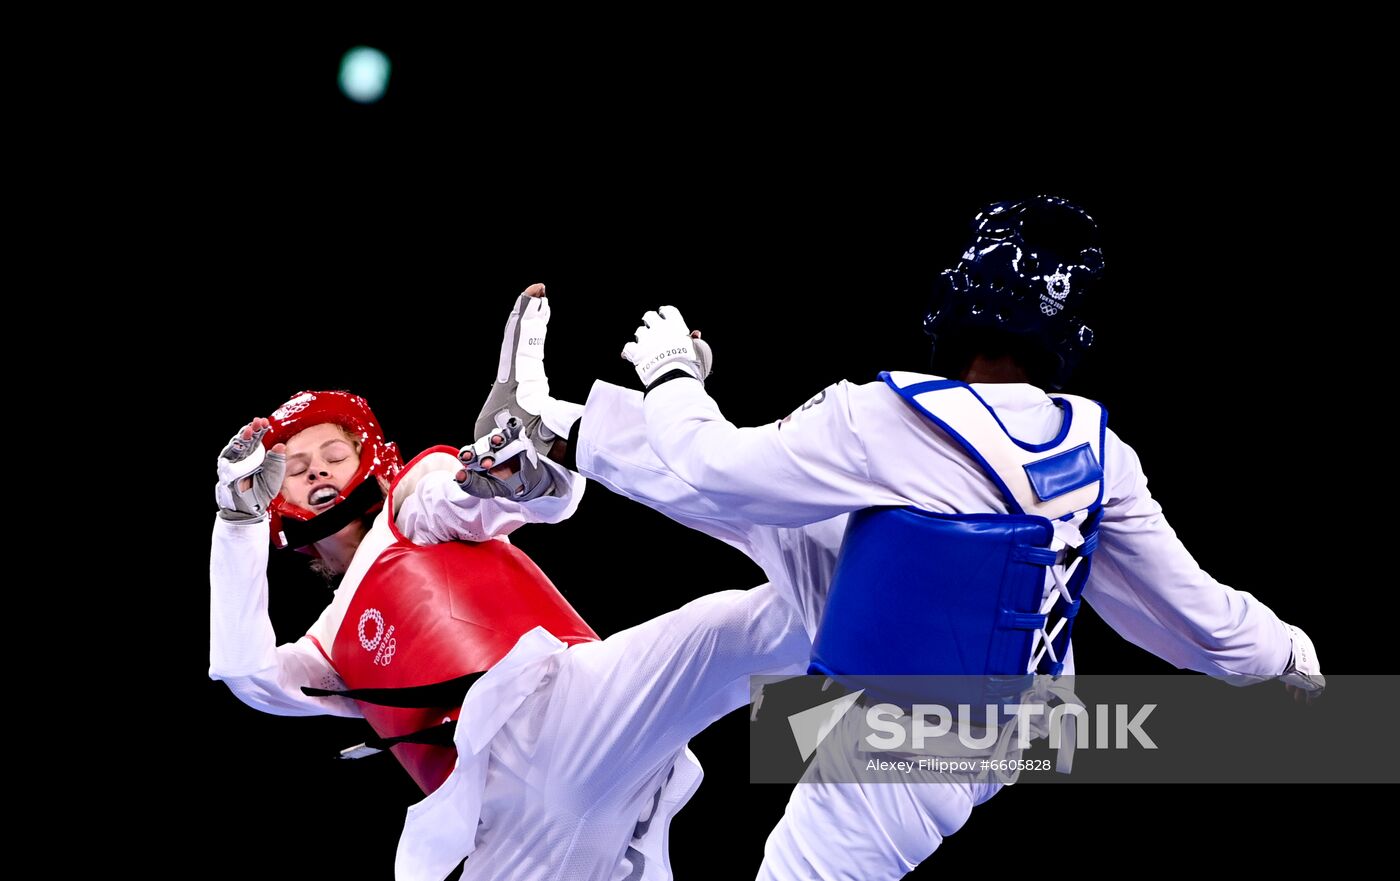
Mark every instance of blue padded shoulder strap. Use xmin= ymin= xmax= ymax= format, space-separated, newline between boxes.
xmin=880 ymin=371 xmax=1106 ymax=519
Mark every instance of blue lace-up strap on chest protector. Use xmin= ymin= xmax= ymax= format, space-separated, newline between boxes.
xmin=809 ymin=372 xmax=1107 ymax=705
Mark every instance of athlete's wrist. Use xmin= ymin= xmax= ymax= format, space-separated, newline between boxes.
xmin=644 ymin=368 xmax=702 ymax=396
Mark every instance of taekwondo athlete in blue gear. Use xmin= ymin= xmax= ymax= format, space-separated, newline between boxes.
xmin=811 ymin=197 xmax=1109 ymax=707
xmin=614 ymin=194 xmax=1326 ymax=880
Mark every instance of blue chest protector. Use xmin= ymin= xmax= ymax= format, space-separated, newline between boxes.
xmin=809 ymin=372 xmax=1107 ymax=705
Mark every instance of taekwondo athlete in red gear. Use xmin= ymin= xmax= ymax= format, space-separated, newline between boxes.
xmin=209 ymin=286 xmax=811 ymax=881
xmin=598 ymin=196 xmax=1327 ymax=880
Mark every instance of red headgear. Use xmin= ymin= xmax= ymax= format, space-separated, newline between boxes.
xmin=262 ymin=391 xmax=403 ymax=550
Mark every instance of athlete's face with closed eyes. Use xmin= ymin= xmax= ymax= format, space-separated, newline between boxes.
xmin=279 ymin=422 xmax=362 ymax=512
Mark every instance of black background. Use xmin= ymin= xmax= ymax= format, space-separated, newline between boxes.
xmin=174 ymin=36 xmax=1390 ymax=878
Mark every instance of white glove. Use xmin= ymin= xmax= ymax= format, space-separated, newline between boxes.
xmin=215 ymin=423 xmax=286 ymax=522
xmin=1279 ymin=622 xmax=1325 ymax=700
xmin=621 ymin=305 xmax=713 ymax=390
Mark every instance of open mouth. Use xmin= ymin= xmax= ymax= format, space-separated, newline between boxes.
xmin=309 ymin=486 xmax=340 ymax=507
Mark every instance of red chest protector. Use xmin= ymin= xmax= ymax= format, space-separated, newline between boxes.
xmin=326 ymin=448 xmax=598 ymax=794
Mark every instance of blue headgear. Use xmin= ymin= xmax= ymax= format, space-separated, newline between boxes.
xmin=925 ymin=195 xmax=1103 ymax=389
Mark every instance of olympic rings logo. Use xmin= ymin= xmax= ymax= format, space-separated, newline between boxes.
xmin=1040 ymin=272 xmax=1072 ymax=317
xmin=377 ymin=637 xmax=397 ymax=666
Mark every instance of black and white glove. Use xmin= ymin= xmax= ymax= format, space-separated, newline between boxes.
xmin=621 ymin=305 xmax=713 ymax=391
xmin=456 ymin=414 xmax=557 ymax=501
xmin=1279 ymin=623 xmax=1325 ymax=701
xmin=456 ymin=284 xmax=579 ymax=500
xmin=214 ymin=422 xmax=286 ymax=522
xmin=472 ymin=285 xmax=584 ymax=456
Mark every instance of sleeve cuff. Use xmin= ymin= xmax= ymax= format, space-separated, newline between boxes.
xmin=644 ymin=368 xmax=702 ymax=396
xmin=213 ymin=514 xmax=272 ymax=543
